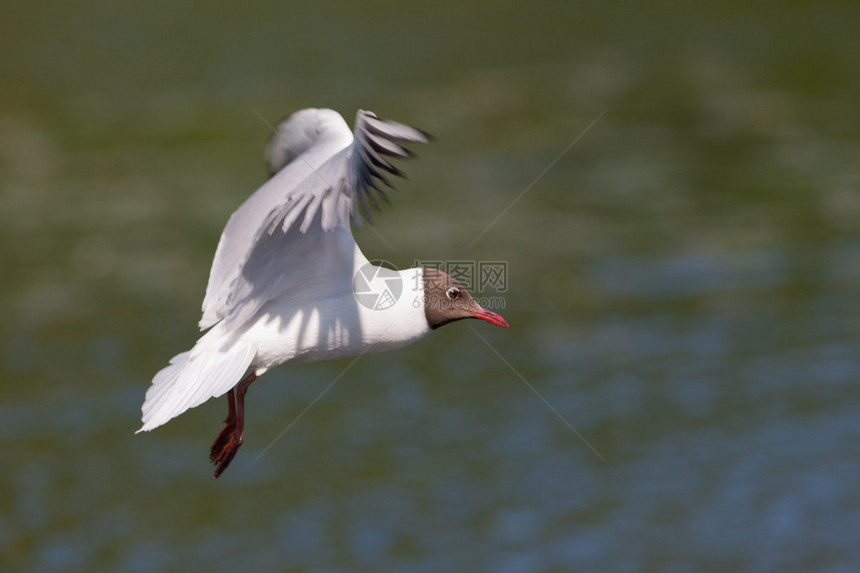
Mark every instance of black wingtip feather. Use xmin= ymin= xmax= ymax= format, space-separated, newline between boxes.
xmin=350 ymin=109 xmax=430 ymax=225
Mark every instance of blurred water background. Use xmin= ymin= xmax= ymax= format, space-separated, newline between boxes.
xmin=2 ymin=1 xmax=859 ymax=571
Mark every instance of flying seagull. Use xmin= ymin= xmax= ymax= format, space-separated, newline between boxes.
xmin=138 ymin=109 xmax=509 ymax=477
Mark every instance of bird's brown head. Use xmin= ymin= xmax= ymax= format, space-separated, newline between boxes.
xmin=421 ymin=268 xmax=509 ymax=330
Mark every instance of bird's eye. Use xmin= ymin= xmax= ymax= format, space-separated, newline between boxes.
xmin=445 ymin=287 xmax=460 ymax=300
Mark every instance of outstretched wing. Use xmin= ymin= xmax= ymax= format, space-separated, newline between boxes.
xmin=198 ymin=109 xmax=429 ymax=330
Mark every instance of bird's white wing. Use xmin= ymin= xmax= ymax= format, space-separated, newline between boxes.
xmin=198 ymin=109 xmax=429 ymax=330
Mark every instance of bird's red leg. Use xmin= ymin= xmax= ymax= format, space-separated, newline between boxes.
xmin=209 ymin=388 xmax=237 ymax=463
xmin=211 ymin=371 xmax=257 ymax=478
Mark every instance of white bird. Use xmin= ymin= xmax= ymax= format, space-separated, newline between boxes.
xmin=138 ymin=108 xmax=509 ymax=477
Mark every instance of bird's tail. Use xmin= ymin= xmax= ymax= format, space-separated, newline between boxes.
xmin=137 ymin=324 xmax=257 ymax=433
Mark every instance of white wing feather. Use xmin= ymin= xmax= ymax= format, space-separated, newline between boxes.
xmin=199 ymin=109 xmax=428 ymax=330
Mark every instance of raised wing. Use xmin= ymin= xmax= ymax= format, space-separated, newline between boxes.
xmin=198 ymin=109 xmax=429 ymax=330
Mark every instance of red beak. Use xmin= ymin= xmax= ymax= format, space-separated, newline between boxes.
xmin=469 ymin=308 xmax=510 ymax=328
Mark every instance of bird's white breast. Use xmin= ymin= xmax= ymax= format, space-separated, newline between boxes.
xmin=239 ymin=267 xmax=430 ymax=373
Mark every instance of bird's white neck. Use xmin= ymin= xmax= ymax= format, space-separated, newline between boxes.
xmin=353 ymin=266 xmax=431 ymax=352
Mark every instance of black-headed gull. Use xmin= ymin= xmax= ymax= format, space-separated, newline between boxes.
xmin=138 ymin=109 xmax=509 ymax=477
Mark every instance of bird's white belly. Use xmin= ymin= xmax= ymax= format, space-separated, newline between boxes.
xmin=240 ymin=281 xmax=430 ymax=374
